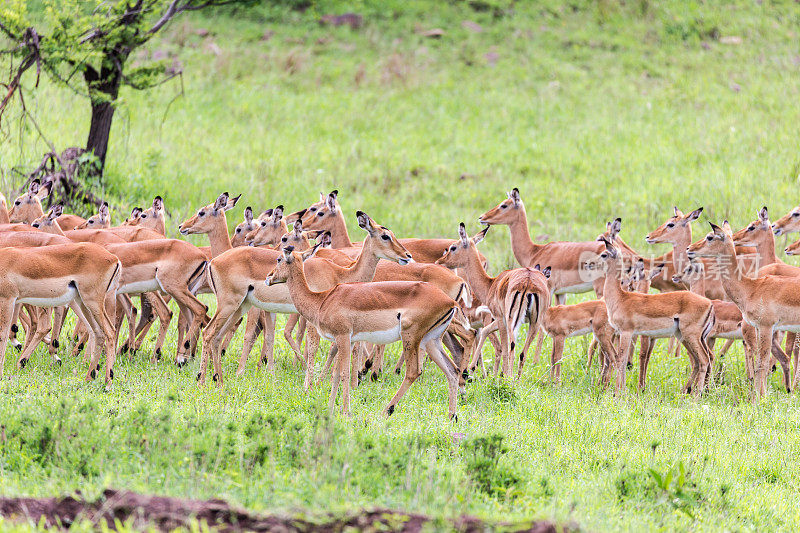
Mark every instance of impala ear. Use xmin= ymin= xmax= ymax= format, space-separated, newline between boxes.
xmin=224 ymin=193 xmax=241 ymax=211
xmin=710 ymin=222 xmax=725 ymax=237
xmin=319 ymin=231 xmax=332 ymax=247
xmin=99 ymin=202 xmax=109 ymax=221
xmin=759 ymin=206 xmax=769 ymax=222
xmin=302 ymin=241 xmax=324 ymax=261
xmin=213 ymin=192 xmax=229 ymax=212
xmin=36 ymin=180 xmax=52 ymax=200
xmin=49 ymin=204 xmax=63 ymax=220
xmin=152 ymin=196 xmax=163 ymax=211
xmin=319 ymin=191 xmax=325 ymax=202
xmin=685 ymin=207 xmax=703 ymax=224
xmin=509 ymin=187 xmax=521 ymax=205
xmin=130 ymin=206 xmax=142 ymax=218
xmin=610 ymin=217 xmax=622 ymax=237
xmin=458 ymin=222 xmax=469 ymax=245
xmin=356 ymin=210 xmax=374 ymax=233
xmin=721 ymin=220 xmax=733 ymax=236
xmin=28 ymin=180 xmax=40 ymax=195
xmin=326 ymin=190 xmax=338 ymax=213
xmin=473 ymin=225 xmax=489 ymax=244
xmin=600 ymin=236 xmax=617 ymax=258
xmin=273 ymin=205 xmax=284 ymax=222
xmin=261 ymin=208 xmax=273 ymax=220
xmin=282 ymin=244 xmax=295 ymax=260
xmin=542 ymin=266 xmax=551 ymax=279
xmin=244 ymin=206 xmax=253 ymax=224
xmin=293 ymin=220 xmax=304 ymax=234
xmin=673 ymin=206 xmax=683 ymax=218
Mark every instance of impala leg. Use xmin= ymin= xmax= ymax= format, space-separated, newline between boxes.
xmin=237 ymin=308 xmax=262 ymax=376
xmin=145 ymin=292 xmax=173 ymax=361
xmin=517 ymin=325 xmax=538 ymax=378
xmin=770 ymin=336 xmax=791 ymax=393
xmin=596 ymin=326 xmax=617 ymax=387
xmin=637 ymin=336 xmax=653 ymax=391
xmin=114 ymin=295 xmax=133 ymax=355
xmin=586 ymin=338 xmax=598 ymax=369
xmin=48 ymin=307 xmax=67 ymax=364
xmin=332 ymin=335 xmax=352 ymax=416
xmin=9 ymin=304 xmax=23 ymax=351
xmin=18 ymin=305 xmax=39 ymax=356
xmin=385 ymin=334 xmax=422 ymax=417
xmin=199 ymin=300 xmax=247 ymax=386
xmin=425 ymin=339 xmax=460 ymax=419
xmin=471 ymin=319 xmax=498 ymax=372
xmin=303 ymin=326 xmax=321 ymax=390
xmin=548 ymin=335 xmax=565 ymax=384
xmin=754 ymin=326 xmax=773 ymax=400
xmin=614 ymin=333 xmax=634 ymax=394
xmin=257 ymin=312 xmax=276 ymax=371
xmin=495 ymin=325 xmax=510 ymax=378
xmin=315 ymin=343 xmax=338 ymax=388
xmin=16 ymin=308 xmax=51 ymax=369
xmin=682 ymin=336 xmax=708 ymax=397
xmin=0 ymin=299 xmax=17 ymax=378
xmin=282 ymin=313 xmax=304 ymax=364
xmin=130 ymin=293 xmax=154 ymax=349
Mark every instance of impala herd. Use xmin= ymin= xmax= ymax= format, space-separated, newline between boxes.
xmin=5 ymin=182 xmax=800 ymax=417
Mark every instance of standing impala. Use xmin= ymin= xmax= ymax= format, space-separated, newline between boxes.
xmin=598 ymin=236 xmax=716 ymax=396
xmin=478 ymin=188 xmax=602 ymax=305
xmin=688 ymin=222 xmax=798 ymax=397
xmin=0 ymin=242 xmax=120 ymax=385
xmin=267 ymin=245 xmax=461 ymax=419
xmin=436 ymin=223 xmax=550 ymax=379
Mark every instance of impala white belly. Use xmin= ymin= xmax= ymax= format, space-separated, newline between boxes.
xmin=247 ymin=294 xmax=296 ymax=314
xmin=714 ymin=328 xmax=742 ymax=339
xmin=566 ymin=326 xmax=592 ymax=338
xmin=19 ymin=286 xmax=77 ymax=307
xmin=776 ymin=324 xmax=800 ymax=333
xmin=636 ymin=325 xmax=678 ymax=338
xmin=352 ymin=325 xmax=402 ymax=345
xmin=118 ymin=279 xmax=159 ymax=294
xmin=554 ymin=282 xmax=593 ymax=295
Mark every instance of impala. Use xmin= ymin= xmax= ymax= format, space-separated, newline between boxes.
xmin=0 ymin=242 xmax=120 ymax=385
xmin=478 ymin=188 xmax=602 ymax=305
xmin=436 ymin=223 xmax=550 ymax=379
xmin=0 ymin=192 xmax=9 ymax=224
xmin=688 ymin=222 xmax=798 ymax=397
xmin=75 ymin=202 xmax=111 ymax=229
xmin=598 ymin=236 xmax=716 ymax=396
xmin=8 ymin=180 xmax=86 ymax=230
xmin=198 ymin=211 xmax=413 ymax=385
xmin=267 ymin=245 xmax=461 ymax=418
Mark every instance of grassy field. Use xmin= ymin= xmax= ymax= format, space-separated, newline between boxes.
xmin=3 ymin=0 xmax=800 ymax=530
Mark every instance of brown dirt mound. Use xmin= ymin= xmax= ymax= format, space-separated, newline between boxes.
xmin=0 ymin=489 xmax=572 ymax=532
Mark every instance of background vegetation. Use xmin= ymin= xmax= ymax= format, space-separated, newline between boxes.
xmin=2 ymin=0 xmax=800 ymax=530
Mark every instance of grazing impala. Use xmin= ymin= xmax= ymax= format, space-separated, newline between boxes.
xmin=598 ymin=236 xmax=716 ymax=396
xmin=8 ymin=180 xmax=86 ymax=230
xmin=267 ymin=245 xmax=461 ymax=418
xmin=0 ymin=242 xmax=120 ymax=385
xmin=688 ymin=222 xmax=798 ymax=397
xmin=436 ymin=223 xmax=550 ymax=379
xmin=478 ymin=188 xmax=602 ymax=305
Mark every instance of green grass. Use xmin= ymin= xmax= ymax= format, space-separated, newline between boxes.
xmin=3 ymin=0 xmax=800 ymax=530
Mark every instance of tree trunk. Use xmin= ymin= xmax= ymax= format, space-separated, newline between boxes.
xmin=86 ymin=100 xmax=115 ymax=170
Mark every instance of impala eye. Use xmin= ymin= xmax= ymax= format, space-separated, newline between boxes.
xmin=14 ymin=201 xmax=20 ymax=206
xmin=500 ymin=204 xmax=507 ymax=209
xmin=449 ymin=245 xmax=456 ymax=252
xmin=261 ymin=221 xmax=267 ymax=227
xmin=748 ymin=226 xmax=754 ymax=231
xmin=381 ymin=235 xmax=390 ymax=241
xmin=276 ymin=257 xmax=282 ymax=263
xmin=666 ymin=222 xmax=675 ymax=228
xmin=141 ymin=214 xmax=147 ymax=219
xmin=281 ymin=236 xmax=288 ymax=243
xmin=199 ymin=211 xmax=205 ymax=217
xmin=706 ymin=235 xmax=713 ymax=241
xmin=236 ymin=228 xmax=241 ymax=233
xmin=310 ymin=207 xmax=317 ymax=212
xmin=793 ymin=212 xmax=800 ymax=218
xmin=317 ymin=211 xmax=324 ymax=217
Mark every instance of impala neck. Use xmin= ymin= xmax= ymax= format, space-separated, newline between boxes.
xmin=459 ymin=246 xmax=495 ymax=305
xmin=207 ymin=216 xmax=233 ymax=257
xmin=507 ymin=205 xmax=540 ymax=265
xmin=753 ymin=233 xmax=780 ymax=266
xmin=48 ymin=222 xmax=66 ymax=236
xmin=687 ymin=272 xmax=705 ymax=296
xmin=670 ymin=231 xmax=693 ymax=273
xmin=602 ymin=257 xmax=626 ymax=306
xmin=0 ymin=198 xmax=9 ymax=224
xmin=712 ymin=244 xmax=752 ymax=308
xmin=339 ymin=236 xmax=382 ymax=283
xmin=330 ymin=212 xmax=354 ymax=248
xmin=286 ymin=260 xmax=327 ymax=323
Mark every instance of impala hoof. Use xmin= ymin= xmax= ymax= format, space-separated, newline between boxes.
xmin=90 ymin=369 xmax=97 ymax=380
xmin=196 ymin=372 xmax=202 ymax=381
xmin=10 ymin=324 xmax=17 ymax=333
xmin=52 ymin=339 xmax=59 ymax=349
xmin=18 ymin=358 xmax=26 ymax=369
xmin=109 ymin=369 xmax=114 ymax=380
xmin=212 ymin=373 xmax=219 ymax=382
xmin=449 ymin=413 xmax=458 ymax=422
xmin=772 ymin=364 xmax=777 ymax=372
xmin=54 ymin=359 xmax=62 ymax=366
xmin=363 ymin=359 xmax=373 ymax=370
xmin=221 ymin=349 xmax=226 ymax=357
xmin=370 ymin=372 xmax=378 ymax=382
xmin=394 ymin=368 xmax=401 ymax=375
xmin=386 ymin=405 xmax=395 ymax=416
xmin=155 ymin=348 xmax=161 ymax=361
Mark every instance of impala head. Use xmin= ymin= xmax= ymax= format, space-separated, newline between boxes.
xmin=478 ymin=187 xmax=524 ymax=226
xmin=286 ymin=191 xmax=326 ymax=224
xmin=9 ymin=179 xmax=51 ymax=224
xmin=356 ymin=210 xmax=413 ymax=265
xmin=178 ymin=192 xmax=240 ymax=235
xmin=123 ymin=206 xmax=143 ymax=226
xmin=436 ymin=223 xmax=490 ymax=268
xmin=75 ymin=202 xmax=111 ymax=229
xmin=276 ymin=219 xmax=312 ymax=251
xmin=785 ymin=238 xmax=800 ymax=256
xmin=295 ymin=190 xmax=340 ymax=230
xmin=232 ymin=206 xmax=259 ymax=247
xmin=731 ymin=206 xmax=771 ymax=247
xmin=31 ymin=204 xmax=62 ymax=231
xmin=245 ymin=206 xmax=289 ymax=247
xmin=771 ymin=205 xmax=800 ymax=236
xmin=266 ymin=244 xmax=319 ymax=286
xmin=671 ymin=260 xmax=704 ymax=285
xmin=645 ymin=206 xmax=703 ymax=244
xmin=687 ymin=222 xmax=735 ymax=259
xmin=622 ymin=259 xmax=663 ymax=292
xmin=135 ymin=195 xmax=166 ymax=234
